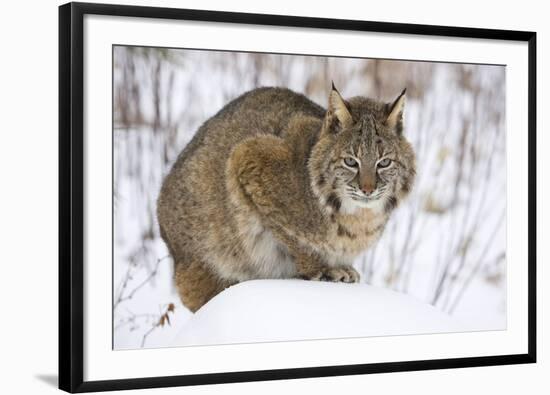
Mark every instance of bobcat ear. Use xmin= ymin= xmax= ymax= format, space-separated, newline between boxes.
xmin=386 ymin=88 xmax=406 ymax=134
xmin=326 ymin=82 xmax=352 ymax=133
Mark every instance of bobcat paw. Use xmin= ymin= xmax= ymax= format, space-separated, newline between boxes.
xmin=300 ymin=264 xmax=360 ymax=283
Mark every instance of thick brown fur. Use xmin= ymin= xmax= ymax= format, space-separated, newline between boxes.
xmin=157 ymin=86 xmax=416 ymax=312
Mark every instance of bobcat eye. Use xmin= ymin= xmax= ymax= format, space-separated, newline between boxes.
xmin=377 ymin=158 xmax=392 ymax=168
xmin=344 ymin=157 xmax=358 ymax=167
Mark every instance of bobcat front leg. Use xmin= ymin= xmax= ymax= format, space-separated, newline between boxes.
xmin=294 ymin=251 xmax=360 ymax=284
xmin=227 ymin=134 xmax=359 ymax=284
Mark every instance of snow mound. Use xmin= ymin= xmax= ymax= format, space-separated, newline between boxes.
xmin=173 ymin=280 xmax=465 ymax=346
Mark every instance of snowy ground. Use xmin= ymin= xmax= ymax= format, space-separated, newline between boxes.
xmin=113 ymin=47 xmax=506 ymax=350
xmin=173 ymin=280 xmax=464 ymax=347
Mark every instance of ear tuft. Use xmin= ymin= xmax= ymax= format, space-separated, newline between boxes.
xmin=386 ymin=88 xmax=406 ymax=134
xmin=327 ymin=83 xmax=352 ymax=132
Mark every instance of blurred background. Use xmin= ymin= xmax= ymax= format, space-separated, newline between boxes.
xmin=113 ymin=46 xmax=506 ymax=350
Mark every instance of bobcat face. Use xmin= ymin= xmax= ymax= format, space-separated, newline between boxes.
xmin=309 ymin=85 xmax=416 ymax=215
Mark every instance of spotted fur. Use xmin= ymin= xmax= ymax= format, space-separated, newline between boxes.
xmin=157 ymin=85 xmax=416 ymax=311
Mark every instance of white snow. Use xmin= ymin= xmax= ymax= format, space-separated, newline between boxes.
xmin=173 ymin=280 xmax=464 ymax=347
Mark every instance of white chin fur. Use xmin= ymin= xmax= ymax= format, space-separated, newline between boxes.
xmin=340 ymin=195 xmax=386 ymax=215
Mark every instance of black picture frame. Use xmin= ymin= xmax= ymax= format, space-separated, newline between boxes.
xmin=59 ymin=2 xmax=537 ymax=392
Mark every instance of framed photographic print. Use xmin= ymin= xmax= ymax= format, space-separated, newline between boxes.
xmin=59 ymin=1 xmax=536 ymax=392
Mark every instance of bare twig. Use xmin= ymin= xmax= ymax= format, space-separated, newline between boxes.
xmin=140 ymin=303 xmax=176 ymax=348
xmin=448 ymin=210 xmax=506 ymax=313
xmin=114 ymin=255 xmax=169 ymax=309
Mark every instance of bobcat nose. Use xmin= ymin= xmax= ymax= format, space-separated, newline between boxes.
xmin=360 ymin=179 xmax=376 ymax=195
xmin=361 ymin=185 xmax=375 ymax=195
xmin=360 ymin=173 xmax=376 ymax=195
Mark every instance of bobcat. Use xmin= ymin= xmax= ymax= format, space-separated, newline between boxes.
xmin=157 ymin=84 xmax=416 ymax=312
